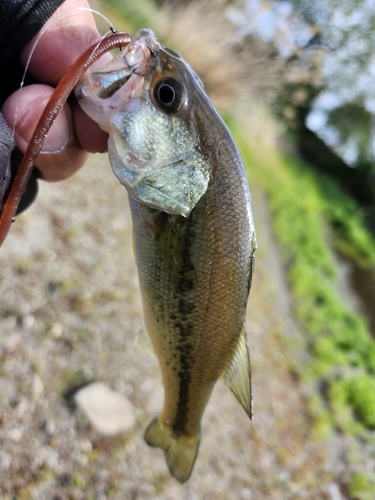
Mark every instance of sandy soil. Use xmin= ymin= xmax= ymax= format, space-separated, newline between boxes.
xmin=0 ymin=154 xmax=343 ymax=499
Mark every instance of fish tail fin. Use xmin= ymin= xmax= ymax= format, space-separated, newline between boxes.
xmin=144 ymin=418 xmax=200 ymax=483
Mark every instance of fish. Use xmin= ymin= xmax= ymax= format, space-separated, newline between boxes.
xmin=75 ymin=29 xmax=257 ymax=483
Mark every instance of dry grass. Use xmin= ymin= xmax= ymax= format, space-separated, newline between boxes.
xmin=158 ymin=0 xmax=285 ymax=118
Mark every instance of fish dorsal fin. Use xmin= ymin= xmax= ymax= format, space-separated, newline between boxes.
xmin=136 ymin=323 xmax=155 ymax=357
xmin=222 ymin=327 xmax=253 ymax=419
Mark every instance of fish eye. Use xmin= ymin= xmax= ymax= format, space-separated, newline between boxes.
xmin=153 ymin=78 xmax=184 ymax=113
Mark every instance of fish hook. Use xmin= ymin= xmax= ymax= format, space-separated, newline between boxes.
xmin=0 ymin=31 xmax=132 ymax=247
xmin=110 ymin=26 xmax=123 ymax=51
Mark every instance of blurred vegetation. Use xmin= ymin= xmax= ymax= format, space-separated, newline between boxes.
xmin=234 ymin=123 xmax=375 ymax=436
xmin=273 ymin=0 xmax=375 ymax=227
xmin=101 ymin=0 xmax=160 ymax=32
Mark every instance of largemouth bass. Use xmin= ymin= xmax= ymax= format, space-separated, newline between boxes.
xmin=76 ymin=29 xmax=256 ymax=483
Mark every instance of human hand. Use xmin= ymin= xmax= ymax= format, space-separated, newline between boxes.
xmin=1 ymin=0 xmax=112 ymax=182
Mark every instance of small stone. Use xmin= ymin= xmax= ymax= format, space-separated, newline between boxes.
xmin=32 ymin=373 xmax=44 ymax=400
xmin=2 ymin=333 xmax=21 ymax=354
xmin=17 ymin=313 xmax=35 ymax=330
xmin=78 ymin=438 xmax=93 ymax=453
xmin=77 ymin=454 xmax=89 ymax=467
xmin=50 ymin=322 xmax=63 ymax=338
xmin=241 ymin=489 xmax=253 ymax=500
xmin=9 ymin=428 xmax=23 ymax=442
xmin=74 ymin=382 xmax=135 ymax=436
xmin=44 ymin=419 xmax=56 ymax=436
xmin=15 ymin=398 xmax=29 ymax=416
xmin=0 ymin=451 xmax=11 ymax=470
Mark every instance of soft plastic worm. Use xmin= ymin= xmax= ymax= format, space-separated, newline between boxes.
xmin=0 ymin=32 xmax=132 ymax=246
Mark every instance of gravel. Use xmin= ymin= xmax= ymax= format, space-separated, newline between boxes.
xmin=0 ymin=153 xmax=344 ymax=498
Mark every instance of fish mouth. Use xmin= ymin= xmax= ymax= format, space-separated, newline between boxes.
xmin=76 ymin=29 xmax=185 ymax=118
xmin=122 ymin=29 xmax=157 ymax=71
xmin=76 ymin=30 xmax=158 ymax=101
xmin=116 ymin=29 xmax=184 ymax=83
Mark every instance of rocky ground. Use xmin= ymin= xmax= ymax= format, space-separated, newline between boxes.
xmin=0 ymin=153 xmax=348 ymax=499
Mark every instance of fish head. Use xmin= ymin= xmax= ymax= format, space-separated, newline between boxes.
xmin=76 ymin=29 xmax=214 ymax=217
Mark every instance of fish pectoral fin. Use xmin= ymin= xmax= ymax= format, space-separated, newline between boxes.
xmin=222 ymin=327 xmax=253 ymax=420
xmin=144 ymin=418 xmax=200 ymax=483
xmin=136 ymin=323 xmax=155 ymax=357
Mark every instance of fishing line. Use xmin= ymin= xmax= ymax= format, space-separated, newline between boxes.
xmin=12 ymin=6 xmax=117 ymax=143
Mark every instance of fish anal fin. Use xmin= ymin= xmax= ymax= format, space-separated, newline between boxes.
xmin=136 ymin=324 xmax=155 ymax=357
xmin=144 ymin=418 xmax=200 ymax=483
xmin=222 ymin=327 xmax=253 ymax=419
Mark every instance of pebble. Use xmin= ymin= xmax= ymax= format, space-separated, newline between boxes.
xmin=1 ymin=332 xmax=21 ymax=354
xmin=50 ymin=322 xmax=63 ymax=338
xmin=0 ymin=451 xmax=11 ymax=470
xmin=74 ymin=382 xmax=135 ymax=436
xmin=8 ymin=428 xmax=23 ymax=442
xmin=17 ymin=313 xmax=35 ymax=330
xmin=32 ymin=373 xmax=44 ymax=400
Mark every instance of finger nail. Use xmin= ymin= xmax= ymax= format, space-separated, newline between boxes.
xmin=41 ymin=106 xmax=72 ymax=153
xmin=15 ymin=102 xmax=72 ymax=154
